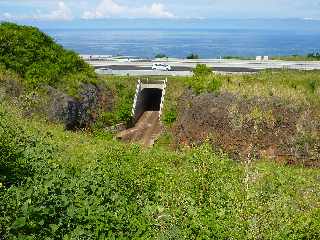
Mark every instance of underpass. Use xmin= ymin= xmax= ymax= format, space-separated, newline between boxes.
xmin=116 ymin=79 xmax=167 ymax=146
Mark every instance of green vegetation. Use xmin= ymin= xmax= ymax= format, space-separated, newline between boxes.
xmin=0 ymin=22 xmax=95 ymax=92
xmin=192 ymin=64 xmax=213 ymax=76
xmin=187 ymin=64 xmax=222 ymax=94
xmin=223 ymin=56 xmax=255 ymax=60
xmin=272 ymin=52 xmax=320 ymax=61
xmin=1 ymin=22 xmax=320 ymax=239
xmin=1 ymin=103 xmax=319 ymax=239
xmin=161 ymin=64 xmax=222 ymax=127
xmin=95 ymin=76 xmax=136 ymax=127
xmin=154 ymin=53 xmax=167 ymax=59
xmin=162 ymin=107 xmax=177 ymax=125
xmin=308 ymin=52 xmax=320 ymax=60
xmin=0 ymin=23 xmax=136 ymax=129
xmin=221 ymin=53 xmax=320 ymax=61
xmin=186 ymin=53 xmax=200 ymax=59
xmin=221 ymin=70 xmax=320 ymax=106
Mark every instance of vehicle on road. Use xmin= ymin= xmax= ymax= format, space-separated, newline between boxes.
xmin=152 ymin=63 xmax=172 ymax=71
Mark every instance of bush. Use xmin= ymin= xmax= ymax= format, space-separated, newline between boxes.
xmin=0 ymin=111 xmax=30 ymax=186
xmin=155 ymin=53 xmax=167 ymax=58
xmin=186 ymin=64 xmax=221 ymax=94
xmin=163 ymin=108 xmax=177 ymax=125
xmin=0 ymin=108 xmax=54 ymax=188
xmin=186 ymin=53 xmax=199 ymax=59
xmin=308 ymin=79 xmax=317 ymax=93
xmin=0 ymin=22 xmax=95 ymax=89
xmin=25 ymin=62 xmax=60 ymax=87
xmin=193 ymin=64 xmax=213 ymax=76
xmin=1 ymin=106 xmax=320 ymax=239
xmin=307 ymin=52 xmax=320 ymax=60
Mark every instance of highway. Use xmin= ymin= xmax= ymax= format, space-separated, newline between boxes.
xmin=86 ymin=58 xmax=320 ymax=76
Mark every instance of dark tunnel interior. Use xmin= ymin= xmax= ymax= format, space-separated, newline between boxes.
xmin=141 ymin=88 xmax=163 ymax=111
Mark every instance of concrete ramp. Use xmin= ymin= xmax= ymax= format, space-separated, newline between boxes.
xmin=116 ymin=79 xmax=167 ymax=146
xmin=117 ymin=111 xmax=162 ymax=146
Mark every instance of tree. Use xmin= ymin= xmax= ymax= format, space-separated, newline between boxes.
xmin=155 ymin=53 xmax=167 ymax=59
xmin=186 ymin=53 xmax=199 ymax=59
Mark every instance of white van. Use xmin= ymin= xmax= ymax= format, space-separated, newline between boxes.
xmin=152 ymin=63 xmax=172 ymax=71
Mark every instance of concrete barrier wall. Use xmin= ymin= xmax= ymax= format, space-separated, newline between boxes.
xmin=131 ymin=80 xmax=143 ymax=123
xmin=159 ymin=79 xmax=167 ymax=117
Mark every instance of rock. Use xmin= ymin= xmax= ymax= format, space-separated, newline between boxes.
xmin=46 ymin=83 xmax=114 ymax=130
xmin=46 ymin=86 xmax=76 ymax=123
xmin=173 ymin=91 xmax=320 ymax=166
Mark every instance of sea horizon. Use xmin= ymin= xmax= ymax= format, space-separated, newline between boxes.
xmin=9 ymin=18 xmax=320 ymax=58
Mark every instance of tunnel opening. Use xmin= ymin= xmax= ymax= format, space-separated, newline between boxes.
xmin=133 ymin=88 xmax=163 ymax=124
xmin=141 ymin=88 xmax=163 ymax=111
xmin=117 ymin=80 xmax=166 ymax=145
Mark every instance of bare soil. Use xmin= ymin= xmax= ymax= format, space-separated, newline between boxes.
xmin=173 ymin=91 xmax=320 ymax=167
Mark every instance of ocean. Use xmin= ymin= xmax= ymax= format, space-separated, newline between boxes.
xmin=30 ymin=19 xmax=320 ymax=58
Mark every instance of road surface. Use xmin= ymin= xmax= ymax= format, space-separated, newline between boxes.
xmin=88 ymin=58 xmax=320 ymax=76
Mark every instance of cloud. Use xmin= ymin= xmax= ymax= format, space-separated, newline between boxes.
xmin=0 ymin=1 xmax=73 ymax=21
xmin=1 ymin=12 xmax=13 ymax=20
xmin=205 ymin=0 xmax=320 ymax=18
xmin=2 ymin=0 xmax=319 ymax=20
xmin=82 ymin=0 xmax=175 ymax=19
xmin=82 ymin=0 xmax=124 ymax=19
xmin=34 ymin=1 xmax=73 ymax=20
xmin=144 ymin=3 xmax=175 ymax=18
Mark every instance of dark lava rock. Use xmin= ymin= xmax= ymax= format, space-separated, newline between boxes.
xmin=173 ymin=91 xmax=320 ymax=166
xmin=47 ymin=83 xmax=114 ymax=130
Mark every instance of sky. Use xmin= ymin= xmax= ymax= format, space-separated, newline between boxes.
xmin=1 ymin=0 xmax=320 ymax=21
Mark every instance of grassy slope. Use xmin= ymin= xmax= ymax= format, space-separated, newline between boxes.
xmin=1 ymin=103 xmax=319 ymax=239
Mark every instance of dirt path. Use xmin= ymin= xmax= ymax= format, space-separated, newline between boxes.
xmin=116 ymin=111 xmax=162 ymax=147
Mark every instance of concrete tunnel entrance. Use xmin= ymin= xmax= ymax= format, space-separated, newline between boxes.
xmin=131 ymin=79 xmax=167 ymax=125
xmin=117 ymin=79 xmax=167 ymax=146
xmin=141 ymin=88 xmax=162 ymax=112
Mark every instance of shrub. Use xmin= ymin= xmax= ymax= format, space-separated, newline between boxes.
xmin=0 ymin=108 xmax=53 ymax=188
xmin=0 ymin=111 xmax=30 ymax=186
xmin=186 ymin=64 xmax=221 ymax=94
xmin=163 ymin=108 xmax=177 ymax=125
xmin=155 ymin=53 xmax=167 ymax=58
xmin=25 ymin=62 xmax=60 ymax=87
xmin=186 ymin=53 xmax=199 ymax=59
xmin=307 ymin=52 xmax=320 ymax=60
xmin=308 ymin=79 xmax=317 ymax=93
xmin=0 ymin=22 xmax=95 ymax=89
xmin=1 ymin=105 xmax=320 ymax=239
xmin=193 ymin=64 xmax=213 ymax=76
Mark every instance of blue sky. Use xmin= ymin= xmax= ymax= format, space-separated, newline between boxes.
xmin=1 ymin=0 xmax=320 ymax=21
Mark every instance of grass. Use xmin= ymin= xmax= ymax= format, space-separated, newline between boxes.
xmin=0 ymin=102 xmax=319 ymax=239
xmin=222 ymin=54 xmax=320 ymax=61
xmin=221 ymin=70 xmax=320 ymax=106
xmin=271 ymin=54 xmax=320 ymax=61
xmin=223 ymin=56 xmax=255 ymax=60
xmin=93 ymin=75 xmax=140 ymax=127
